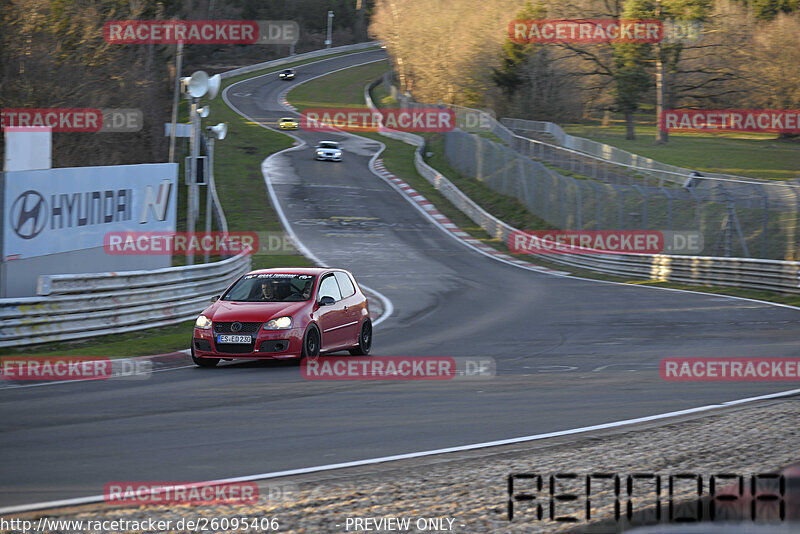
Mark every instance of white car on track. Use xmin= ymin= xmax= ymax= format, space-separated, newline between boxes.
xmin=314 ymin=141 xmax=343 ymax=162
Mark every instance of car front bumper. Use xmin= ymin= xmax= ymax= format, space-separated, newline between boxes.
xmin=315 ymin=152 xmax=342 ymax=161
xmin=193 ymin=326 xmax=304 ymax=359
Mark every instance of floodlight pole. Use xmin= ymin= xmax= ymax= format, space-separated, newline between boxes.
xmin=204 ymin=134 xmax=215 ymax=263
xmin=168 ymin=41 xmax=184 ymax=163
xmin=188 ymin=96 xmax=199 ymax=265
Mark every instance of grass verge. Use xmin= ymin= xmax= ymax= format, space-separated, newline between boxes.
xmin=561 ymin=121 xmax=800 ymax=181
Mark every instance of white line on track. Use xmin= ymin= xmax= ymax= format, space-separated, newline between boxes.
xmin=0 ymin=365 xmax=198 ymax=390
xmin=3 ymin=386 xmax=798 ymax=515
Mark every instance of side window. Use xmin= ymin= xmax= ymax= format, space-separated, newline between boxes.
xmin=334 ymin=271 xmax=356 ymax=298
xmin=318 ymin=275 xmax=342 ymax=301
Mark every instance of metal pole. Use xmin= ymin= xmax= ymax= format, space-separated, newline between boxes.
xmin=326 ymin=11 xmax=334 ymax=48
xmin=168 ymin=41 xmax=183 ymax=163
xmin=0 ymin=173 xmax=5 ymax=297
xmin=188 ymin=98 xmax=198 ymax=265
xmin=204 ymin=135 xmax=214 ymax=263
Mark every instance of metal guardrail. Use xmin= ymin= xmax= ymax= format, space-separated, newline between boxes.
xmin=365 ymin=79 xmax=800 ymax=295
xmin=365 ymin=81 xmax=520 ymax=242
xmin=0 ymin=253 xmax=250 ymax=347
xmin=220 ymin=41 xmax=380 ymax=80
xmin=501 ymin=117 xmax=762 ymax=185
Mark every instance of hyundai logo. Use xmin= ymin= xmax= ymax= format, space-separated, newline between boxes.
xmin=231 ymin=322 xmax=243 ymax=332
xmin=10 ymin=190 xmax=47 ymax=240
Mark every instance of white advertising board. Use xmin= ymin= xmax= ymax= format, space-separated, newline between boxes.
xmin=3 ymin=163 xmax=177 ymax=260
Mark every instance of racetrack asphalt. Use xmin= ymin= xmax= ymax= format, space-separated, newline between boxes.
xmin=1 ymin=49 xmax=799 ymax=508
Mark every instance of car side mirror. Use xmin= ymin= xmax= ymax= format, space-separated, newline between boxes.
xmin=211 ymin=295 xmax=219 ymax=303
xmin=319 ymin=296 xmax=335 ymax=306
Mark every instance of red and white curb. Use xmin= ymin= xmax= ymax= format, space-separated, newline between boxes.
xmin=281 ymin=97 xmax=297 ymax=112
xmin=371 ymin=160 xmax=566 ymax=275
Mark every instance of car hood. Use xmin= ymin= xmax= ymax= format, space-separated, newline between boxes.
xmin=316 ymin=147 xmax=339 ymax=153
xmin=205 ymin=301 xmax=308 ymax=323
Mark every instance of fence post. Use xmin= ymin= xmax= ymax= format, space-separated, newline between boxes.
xmin=753 ymin=184 xmax=768 ymax=258
xmin=632 ymin=184 xmax=648 ymax=229
xmin=686 ymin=186 xmax=702 ymax=241
xmin=609 ymin=184 xmax=624 ymax=230
xmin=659 ymin=186 xmax=673 ymax=230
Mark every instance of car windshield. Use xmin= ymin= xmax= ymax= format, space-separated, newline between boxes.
xmin=281 ymin=118 xmax=294 ymax=122
xmin=222 ymin=274 xmax=315 ymax=302
xmin=318 ymin=142 xmax=338 ymax=149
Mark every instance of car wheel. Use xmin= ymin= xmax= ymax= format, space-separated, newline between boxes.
xmin=191 ymin=343 xmax=219 ymax=367
xmin=349 ymin=319 xmax=372 ymax=356
xmin=301 ymin=325 xmax=321 ymax=360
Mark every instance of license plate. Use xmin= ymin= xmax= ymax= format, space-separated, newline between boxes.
xmin=217 ymin=334 xmax=251 ymax=344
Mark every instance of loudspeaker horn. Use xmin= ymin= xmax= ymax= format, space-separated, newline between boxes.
xmin=187 ymin=71 xmax=209 ymax=98
xmin=209 ymin=123 xmax=227 ymax=140
xmin=207 ymin=74 xmax=222 ymax=100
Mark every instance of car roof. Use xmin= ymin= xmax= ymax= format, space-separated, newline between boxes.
xmin=246 ymin=267 xmax=343 ymax=276
xmin=280 ymin=117 xmax=295 ymax=121
xmin=318 ymin=140 xmax=339 ymax=144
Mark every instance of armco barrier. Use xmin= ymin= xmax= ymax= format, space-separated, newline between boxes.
xmin=0 ymin=252 xmax=250 ymax=347
xmin=365 ymin=81 xmax=517 ymax=243
xmin=500 ymin=117 xmax=774 ymax=186
xmin=220 ymin=41 xmax=380 ymax=80
xmin=365 ymin=79 xmax=800 ymax=294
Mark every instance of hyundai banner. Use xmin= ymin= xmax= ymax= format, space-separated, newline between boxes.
xmin=3 ymin=163 xmax=177 ymax=260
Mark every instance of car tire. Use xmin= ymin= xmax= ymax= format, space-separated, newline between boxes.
xmin=191 ymin=343 xmax=219 ymax=368
xmin=349 ymin=319 xmax=372 ymax=356
xmin=301 ymin=325 xmax=321 ymax=360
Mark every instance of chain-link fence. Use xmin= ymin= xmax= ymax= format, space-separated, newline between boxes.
xmin=374 ymin=75 xmax=800 ymax=260
xmin=443 ymin=130 xmax=800 ymax=260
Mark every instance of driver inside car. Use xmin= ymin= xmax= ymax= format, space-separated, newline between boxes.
xmin=259 ymin=281 xmax=275 ymax=301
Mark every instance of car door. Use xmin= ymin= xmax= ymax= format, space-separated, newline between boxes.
xmin=334 ymin=271 xmax=362 ymax=344
xmin=316 ymin=274 xmax=349 ymax=350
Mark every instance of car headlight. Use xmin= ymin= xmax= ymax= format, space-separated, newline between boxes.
xmin=264 ymin=316 xmax=293 ymax=329
xmin=195 ymin=315 xmax=212 ymax=330
xmin=334 ymin=151 xmax=342 ymax=156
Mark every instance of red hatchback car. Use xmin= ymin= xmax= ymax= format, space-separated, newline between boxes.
xmin=191 ymin=268 xmax=372 ymax=367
